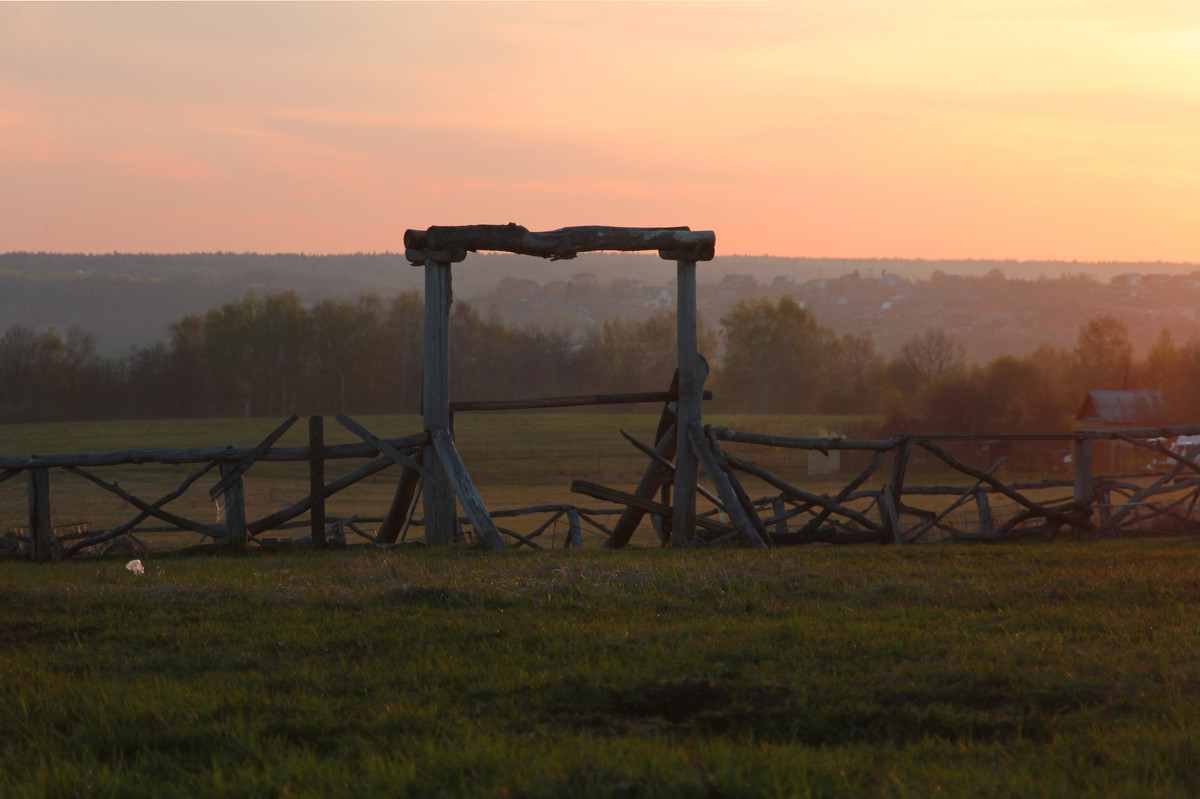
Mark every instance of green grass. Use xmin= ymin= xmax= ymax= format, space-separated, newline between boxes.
xmin=4 ymin=541 xmax=1200 ymax=796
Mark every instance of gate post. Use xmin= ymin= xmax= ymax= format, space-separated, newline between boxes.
xmin=673 ymin=259 xmax=703 ymax=545
xmin=423 ymin=258 xmax=457 ymax=545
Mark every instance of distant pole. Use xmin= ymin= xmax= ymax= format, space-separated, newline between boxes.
xmin=673 ymin=259 xmax=702 ymax=545
xmin=423 ymin=258 xmax=456 ymax=545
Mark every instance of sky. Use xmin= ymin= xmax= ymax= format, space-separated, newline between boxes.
xmin=2 ymin=1 xmax=1199 ymax=262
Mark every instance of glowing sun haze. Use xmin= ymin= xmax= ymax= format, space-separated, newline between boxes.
xmin=2 ymin=1 xmax=1199 ymax=261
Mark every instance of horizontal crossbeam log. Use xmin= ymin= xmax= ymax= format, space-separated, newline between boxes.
xmin=404 ymin=224 xmax=715 ymax=263
xmin=451 ymin=390 xmax=712 ymax=412
xmin=0 ymin=433 xmax=429 ymax=471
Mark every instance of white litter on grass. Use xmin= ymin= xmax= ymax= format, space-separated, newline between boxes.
xmin=125 ymin=559 xmax=145 ymax=574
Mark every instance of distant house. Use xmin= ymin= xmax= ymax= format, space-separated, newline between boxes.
xmin=1075 ymin=390 xmax=1169 ymax=472
xmin=1075 ymin=390 xmax=1167 ymax=428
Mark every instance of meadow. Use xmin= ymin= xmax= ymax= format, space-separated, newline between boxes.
xmin=4 ymin=542 xmax=1200 ymax=797
xmin=5 ymin=414 xmax=1197 ymax=796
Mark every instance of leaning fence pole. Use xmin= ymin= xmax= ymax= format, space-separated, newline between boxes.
xmin=423 ymin=257 xmax=457 ymax=546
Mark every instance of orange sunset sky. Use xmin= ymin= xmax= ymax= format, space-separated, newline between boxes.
xmin=2 ymin=1 xmax=1198 ymax=262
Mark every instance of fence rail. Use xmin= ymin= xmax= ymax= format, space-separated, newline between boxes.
xmin=6 ymin=415 xmax=1200 ymax=561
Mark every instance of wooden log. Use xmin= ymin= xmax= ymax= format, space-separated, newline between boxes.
xmin=1072 ymin=438 xmax=1094 ymax=528
xmin=63 ymin=459 xmax=221 ymax=558
xmin=309 ymin=415 xmax=326 ymax=549
xmin=704 ymin=425 xmax=772 ymax=546
xmin=64 ymin=466 xmax=224 ymax=538
xmin=0 ymin=433 xmax=429 ymax=471
xmin=1104 ymin=441 xmax=1200 ymax=533
xmin=619 ymin=428 xmax=723 ymax=508
xmin=976 ymin=490 xmax=995 ymax=532
xmin=397 ymin=479 xmax=423 ymax=544
xmin=885 ymin=441 xmax=911 ymax=544
xmin=566 ymin=509 xmax=583 ymax=549
xmin=674 ymin=259 xmax=705 ymax=546
xmin=688 ymin=423 xmax=768 ymax=548
xmin=919 ymin=439 xmax=1092 ymax=532
xmin=247 ymin=454 xmax=398 ymax=536
xmin=209 ymin=414 xmax=299 ymax=500
xmin=27 ymin=467 xmax=53 ymax=562
xmin=711 ymin=429 xmax=906 ymax=453
xmin=905 ymin=459 xmax=1004 ymax=544
xmin=219 ymin=460 xmax=248 ymax=548
xmin=376 ymin=457 xmax=423 ymax=545
xmin=1114 ymin=432 xmax=1200 ymax=478
xmin=404 ymin=224 xmax=716 ymax=263
xmin=423 ymin=258 xmax=457 ymax=546
xmin=0 ymin=467 xmax=19 ymax=487
xmin=430 ymin=428 xmax=505 ymax=550
xmin=495 ymin=526 xmax=545 ymax=549
xmin=722 ymin=453 xmax=884 ymax=533
xmin=604 ymin=425 xmax=678 ymax=548
xmin=879 ymin=484 xmax=902 ymax=546
xmin=771 ymin=498 xmax=788 ymax=537
xmin=572 ymin=480 xmax=734 ymax=533
xmin=336 ymin=413 xmax=439 ymax=485
xmin=451 ymin=389 xmax=711 ymax=412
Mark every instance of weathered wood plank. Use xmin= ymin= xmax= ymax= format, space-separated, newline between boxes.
xmin=423 ymin=258 xmax=457 ymax=546
xmin=63 ymin=460 xmax=221 ymax=558
xmin=308 ymin=415 xmax=326 ymax=549
xmin=404 ymin=224 xmax=715 ymax=263
xmin=573 ymin=480 xmax=734 ymax=533
xmin=219 ymin=460 xmax=248 ymax=548
xmin=711 ymin=429 xmax=907 ymax=452
xmin=209 ymin=414 xmax=299 ymax=500
xmin=722 ymin=453 xmax=884 ymax=533
xmin=604 ymin=425 xmax=678 ymax=548
xmin=687 ymin=423 xmax=768 ymax=548
xmin=452 ymin=389 xmax=711 ymax=412
xmin=920 ymin=439 xmax=1092 ymax=532
xmin=375 ymin=460 xmax=423 ymax=545
xmin=27 ymin=467 xmax=53 ymax=562
xmin=674 ymin=260 xmax=704 ymax=546
xmin=247 ymin=455 xmax=397 ymax=536
xmin=0 ymin=434 xmax=429 ymax=471
xmin=430 ymin=428 xmax=505 ymax=550
xmin=64 ymin=465 xmax=223 ymax=538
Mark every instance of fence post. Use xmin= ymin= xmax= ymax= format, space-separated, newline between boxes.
xmin=1073 ymin=437 xmax=1094 ymax=538
xmin=309 ymin=415 xmax=326 ymax=549
xmin=27 ymin=467 xmax=54 ymax=562
xmin=673 ymin=258 xmax=702 ymax=546
xmin=423 ymin=257 xmax=457 ymax=545
xmin=220 ymin=460 xmax=248 ymax=548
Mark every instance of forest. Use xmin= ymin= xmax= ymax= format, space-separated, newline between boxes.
xmin=1 ymin=288 xmax=1196 ymax=434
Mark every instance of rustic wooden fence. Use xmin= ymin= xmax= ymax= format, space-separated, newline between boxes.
xmin=0 ymin=412 xmax=624 ymax=561
xmin=5 ymin=411 xmax=1200 ymax=561
xmin=572 ymin=423 xmax=1200 ymax=548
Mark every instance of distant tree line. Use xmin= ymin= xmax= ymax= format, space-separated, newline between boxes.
xmin=0 ymin=290 xmax=1194 ymax=432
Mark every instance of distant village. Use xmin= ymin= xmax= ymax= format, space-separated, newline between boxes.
xmin=465 ymin=267 xmax=1200 ymax=363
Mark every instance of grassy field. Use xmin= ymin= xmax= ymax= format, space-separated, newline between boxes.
xmin=4 ymin=541 xmax=1200 ymax=797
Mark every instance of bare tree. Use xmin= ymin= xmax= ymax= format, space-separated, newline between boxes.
xmin=898 ymin=329 xmax=965 ymax=386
